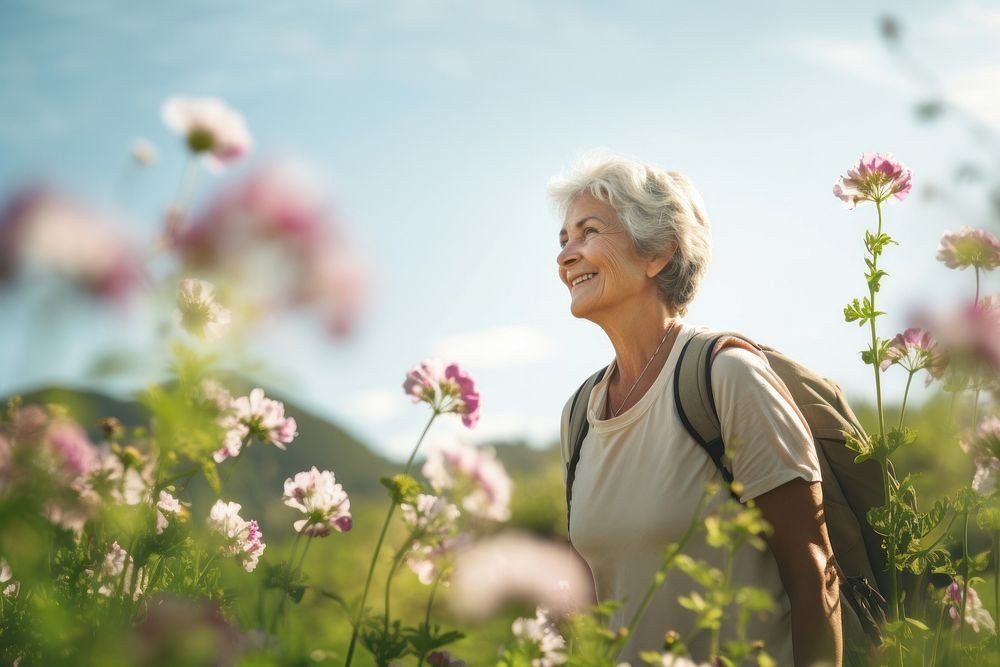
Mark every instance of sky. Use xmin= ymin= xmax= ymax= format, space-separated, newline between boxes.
xmin=1 ymin=0 xmax=999 ymax=462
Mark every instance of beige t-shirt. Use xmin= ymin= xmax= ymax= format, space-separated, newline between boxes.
xmin=559 ymin=324 xmax=822 ymax=665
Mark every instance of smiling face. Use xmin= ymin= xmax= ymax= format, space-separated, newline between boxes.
xmin=557 ymin=194 xmax=664 ymax=321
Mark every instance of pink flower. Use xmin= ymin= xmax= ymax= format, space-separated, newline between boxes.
xmin=880 ymin=327 xmax=947 ymax=383
xmin=0 ymin=186 xmax=143 ymax=299
xmin=282 ymin=467 xmax=352 ymax=537
xmin=45 ymin=419 xmax=97 ymax=481
xmin=961 ymin=416 xmax=1000 ymax=459
xmin=427 ymin=651 xmax=467 ymax=667
xmin=937 ymin=227 xmax=1000 ymax=271
xmin=207 ymin=500 xmax=266 ymax=572
xmin=175 ymin=162 xmax=367 ymax=338
xmin=422 ymin=439 xmax=512 ymax=522
xmin=175 ymin=278 xmax=231 ymax=341
xmin=156 ymin=490 xmax=183 ymax=534
xmin=403 ymin=360 xmax=481 ymax=428
xmin=161 ymin=96 xmax=252 ymax=170
xmin=945 ymin=579 xmax=995 ymax=634
xmin=934 ymin=298 xmax=1000 ymax=371
xmin=450 ymin=532 xmax=592 ymax=620
xmin=214 ymin=388 xmax=297 ymax=463
xmin=833 ymin=153 xmax=913 ymax=208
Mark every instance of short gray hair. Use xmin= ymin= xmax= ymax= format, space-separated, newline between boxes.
xmin=549 ymin=153 xmax=712 ymax=316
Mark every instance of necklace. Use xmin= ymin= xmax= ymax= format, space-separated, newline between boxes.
xmin=612 ymin=320 xmax=677 ymax=417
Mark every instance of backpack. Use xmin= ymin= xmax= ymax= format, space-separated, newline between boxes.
xmin=564 ymin=329 xmax=890 ymax=650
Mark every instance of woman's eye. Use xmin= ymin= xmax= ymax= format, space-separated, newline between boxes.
xmin=583 ymin=227 xmax=598 ymax=237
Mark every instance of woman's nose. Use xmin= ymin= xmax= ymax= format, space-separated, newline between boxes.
xmin=557 ymin=242 xmax=579 ymax=267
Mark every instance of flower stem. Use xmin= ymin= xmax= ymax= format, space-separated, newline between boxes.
xmin=959 ymin=512 xmax=971 ymax=643
xmin=898 ymin=370 xmax=915 ymax=431
xmin=929 ymin=598 xmax=947 ymax=667
xmin=995 ymin=531 xmax=1000 ymax=656
xmin=415 ymin=572 xmax=444 ymax=667
xmin=975 ymin=267 xmax=981 ymax=307
xmin=344 ymin=411 xmax=439 ymax=667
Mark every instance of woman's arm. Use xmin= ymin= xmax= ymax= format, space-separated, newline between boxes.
xmin=754 ymin=478 xmax=842 ymax=667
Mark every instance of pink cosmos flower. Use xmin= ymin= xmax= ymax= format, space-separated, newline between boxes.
xmin=175 ymin=278 xmax=231 ymax=341
xmin=427 ymin=651 xmax=467 ymax=667
xmin=403 ymin=360 xmax=481 ymax=428
xmin=207 ymin=500 xmax=266 ymax=572
xmin=281 ymin=467 xmax=353 ymax=536
xmin=510 ymin=607 xmax=567 ymax=667
xmin=833 ymin=153 xmax=913 ymax=208
xmin=214 ymin=388 xmax=297 ymax=463
xmin=450 ymin=532 xmax=592 ymax=620
xmin=0 ymin=186 xmax=143 ymax=300
xmin=422 ymin=439 xmax=512 ymax=522
xmin=936 ymin=227 xmax=1000 ymax=271
xmin=161 ymin=96 xmax=252 ymax=170
xmin=175 ymin=162 xmax=367 ymax=338
xmin=945 ymin=579 xmax=995 ymax=634
xmin=879 ymin=327 xmax=948 ymax=383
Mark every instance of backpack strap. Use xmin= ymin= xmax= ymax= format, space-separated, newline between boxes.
xmin=565 ymin=365 xmax=608 ymax=537
xmin=673 ymin=330 xmax=763 ymax=487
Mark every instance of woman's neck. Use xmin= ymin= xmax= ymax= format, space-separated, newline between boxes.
xmin=598 ymin=301 xmax=680 ymax=384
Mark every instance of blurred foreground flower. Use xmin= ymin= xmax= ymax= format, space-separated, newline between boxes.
xmin=449 ymin=532 xmax=591 ymax=620
xmin=214 ymin=388 xmax=297 ymax=463
xmin=175 ymin=278 xmax=231 ymax=341
xmin=404 ymin=360 xmax=481 ymax=428
xmin=427 ymin=650 xmax=467 ymax=667
xmin=510 ymin=607 xmax=567 ymax=667
xmin=932 ymin=296 xmax=1000 ymax=378
xmin=282 ymin=466 xmax=352 ymax=536
xmin=0 ymin=186 xmax=143 ymax=299
xmin=944 ymin=579 xmax=995 ymax=634
xmin=937 ymin=227 xmax=1000 ymax=272
xmin=422 ymin=438 xmax=511 ymax=522
xmin=833 ymin=152 xmax=912 ymax=208
xmin=162 ymin=96 xmax=252 ymax=171
xmin=130 ymin=594 xmax=244 ymax=667
xmin=175 ymin=162 xmax=365 ymax=337
xmin=207 ymin=500 xmax=265 ymax=572
xmin=130 ymin=138 xmax=158 ymax=168
xmin=1 ymin=558 xmax=19 ymax=597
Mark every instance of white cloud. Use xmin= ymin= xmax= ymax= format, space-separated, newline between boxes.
xmin=780 ymin=37 xmax=915 ymax=93
xmin=347 ymin=388 xmax=405 ymax=422
xmin=431 ymin=325 xmax=555 ymax=369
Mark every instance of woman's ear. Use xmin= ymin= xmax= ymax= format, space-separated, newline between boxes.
xmin=646 ymin=241 xmax=678 ymax=278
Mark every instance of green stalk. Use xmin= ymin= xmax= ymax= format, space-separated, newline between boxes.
xmin=929 ymin=599 xmax=948 ymax=667
xmin=959 ymin=512 xmax=971 ymax=643
xmin=345 ymin=411 xmax=438 ymax=667
xmin=994 ymin=531 xmax=1000 ymax=656
xmin=416 ymin=572 xmax=445 ymax=667
xmin=870 ymin=201 xmax=899 ymax=623
xmin=898 ymin=370 xmax=915 ymax=430
xmin=709 ymin=545 xmax=737 ymax=662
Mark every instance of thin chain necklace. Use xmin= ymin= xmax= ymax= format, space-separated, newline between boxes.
xmin=612 ymin=320 xmax=677 ymax=417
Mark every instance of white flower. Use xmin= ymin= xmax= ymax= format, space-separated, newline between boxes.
xmin=207 ymin=500 xmax=265 ymax=572
xmin=155 ymin=489 xmax=183 ymax=534
xmin=213 ymin=388 xmax=297 ymax=463
xmin=422 ymin=439 xmax=512 ymax=522
xmin=282 ymin=467 xmax=352 ymax=537
xmin=511 ymin=607 xmax=566 ymax=667
xmin=87 ymin=541 xmax=147 ymax=600
xmin=973 ymin=456 xmax=1000 ymax=496
xmin=130 ymin=138 xmax=157 ymax=167
xmin=161 ymin=96 xmax=252 ymax=171
xmin=1 ymin=559 xmax=19 ymax=597
xmin=175 ymin=278 xmax=231 ymax=341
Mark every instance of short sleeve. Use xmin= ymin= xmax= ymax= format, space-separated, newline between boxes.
xmin=710 ymin=346 xmax=821 ymax=503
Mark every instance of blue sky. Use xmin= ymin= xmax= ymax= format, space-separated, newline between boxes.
xmin=2 ymin=0 xmax=999 ymax=461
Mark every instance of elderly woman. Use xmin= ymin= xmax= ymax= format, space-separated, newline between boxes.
xmin=553 ymin=155 xmax=842 ymax=666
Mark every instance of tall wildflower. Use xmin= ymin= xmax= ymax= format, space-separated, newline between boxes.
xmin=281 ymin=467 xmax=352 ymax=536
xmin=213 ymin=388 xmax=297 ymax=463
xmin=833 ymin=152 xmax=912 ymax=208
xmin=404 ymin=360 xmax=481 ymax=428
xmin=937 ymin=227 xmax=1000 ymax=305
xmin=161 ymin=96 xmax=252 ymax=171
xmin=207 ymin=500 xmax=265 ymax=572
xmin=422 ymin=439 xmax=512 ymax=522
xmin=175 ymin=278 xmax=231 ymax=341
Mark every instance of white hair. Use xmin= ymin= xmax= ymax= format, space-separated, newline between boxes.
xmin=548 ymin=153 xmax=712 ymax=316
